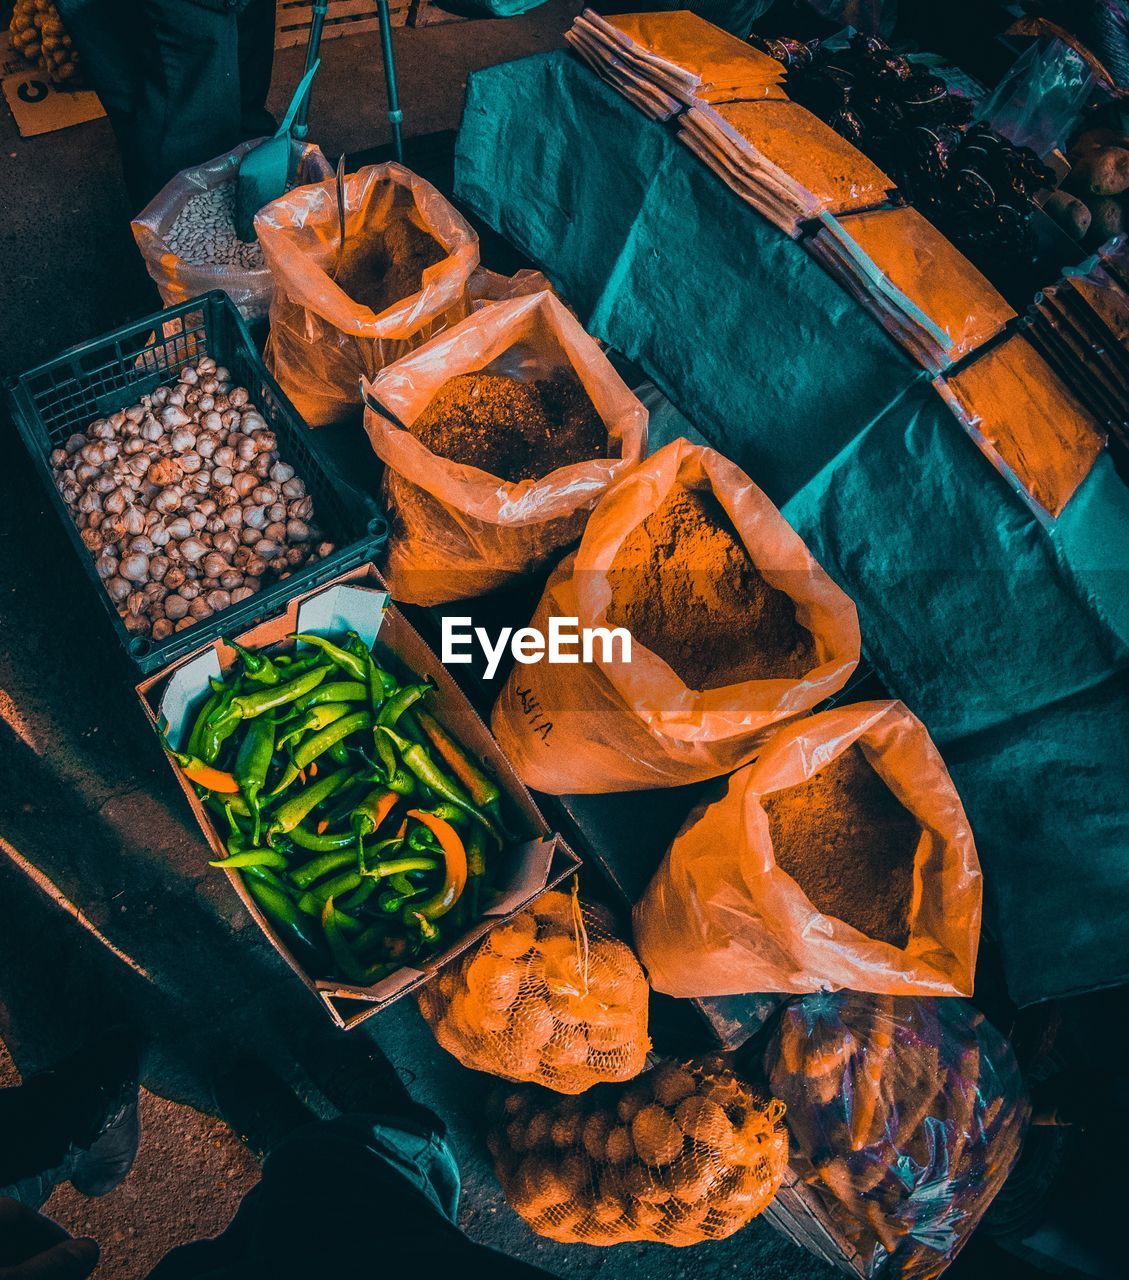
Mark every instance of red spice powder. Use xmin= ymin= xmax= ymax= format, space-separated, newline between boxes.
xmin=409 ymin=371 xmax=608 ymax=483
xmin=605 ymin=484 xmax=815 ymax=691
xmin=763 ymin=744 xmax=920 ymax=949
xmin=337 ymin=216 xmax=445 ymax=314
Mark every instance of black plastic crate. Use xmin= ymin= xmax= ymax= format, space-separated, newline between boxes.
xmin=6 ymin=291 xmax=388 ymax=675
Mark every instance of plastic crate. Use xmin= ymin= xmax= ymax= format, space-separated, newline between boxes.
xmin=6 ymin=291 xmax=388 ymax=675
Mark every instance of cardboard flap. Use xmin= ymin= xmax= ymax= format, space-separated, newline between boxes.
xmin=296 ymin=584 xmax=389 ymax=649
xmin=159 ymin=648 xmax=223 ymax=751
xmin=487 ymin=835 xmax=558 ymax=916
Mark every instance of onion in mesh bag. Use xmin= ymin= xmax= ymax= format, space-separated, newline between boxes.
xmin=418 ymin=890 xmax=651 ymax=1093
xmin=487 ymin=1055 xmax=789 ymax=1246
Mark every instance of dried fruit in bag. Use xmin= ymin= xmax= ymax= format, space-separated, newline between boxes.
xmin=418 ymin=890 xmax=650 ymax=1093
xmin=766 ymin=992 xmax=1030 ymax=1280
xmin=489 ymin=1056 xmax=788 ymax=1246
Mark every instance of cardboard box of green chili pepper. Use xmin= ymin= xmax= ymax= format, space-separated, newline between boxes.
xmin=136 ymin=562 xmax=580 ymax=1030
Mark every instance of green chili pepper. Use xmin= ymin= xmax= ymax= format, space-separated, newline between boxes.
xmin=407 ymin=910 xmax=441 ymax=946
xmin=466 ymin=826 xmax=487 ymax=918
xmin=377 ymin=728 xmax=499 ymax=840
xmin=186 ymin=689 xmax=221 ymax=759
xmin=265 ymin=760 xmax=301 ymax=798
xmin=228 ymin=640 xmax=282 ymax=686
xmin=245 ymin=866 xmax=324 ymax=962
xmin=337 ymin=878 xmax=378 ymax=912
xmin=215 ymin=666 xmax=331 ymax=731
xmin=376 ymin=682 xmax=432 ymax=729
xmin=277 ymin=702 xmax=355 ymax=752
xmin=378 ymin=872 xmax=420 ymax=915
xmin=297 ymin=870 xmax=364 ymax=915
xmin=245 ymin=864 xmax=294 ymax=896
xmin=358 ymin=835 xmax=405 ymax=876
xmin=197 ymin=684 xmax=241 ymax=764
xmin=407 ymin=825 xmax=441 ymax=854
xmin=209 ymin=848 xmax=288 ymax=869
xmin=287 ymin=824 xmax=356 ymax=853
xmin=329 ymin=740 xmax=351 ymax=764
xmin=269 ymin=768 xmax=353 ymax=838
xmin=290 ymin=848 xmax=357 ymax=889
xmin=235 ymin=714 xmax=275 ymax=844
xmin=419 ymin=802 xmax=468 ymax=827
xmin=293 ymin=710 xmax=371 ymax=770
xmin=292 ymin=633 xmax=368 ymax=681
xmin=293 ymin=680 xmax=368 ymax=712
xmin=321 ymin=897 xmax=390 ymax=986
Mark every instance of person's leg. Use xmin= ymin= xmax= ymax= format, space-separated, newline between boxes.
xmin=130 ymin=0 xmax=244 ymax=205
xmin=237 ymin=0 xmax=278 ymax=139
xmin=0 ymin=1038 xmax=139 ymax=1211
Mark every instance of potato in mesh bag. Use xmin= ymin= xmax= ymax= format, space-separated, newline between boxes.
xmin=418 ymin=890 xmax=650 ymax=1092
xmin=487 ymin=1056 xmax=788 ymax=1246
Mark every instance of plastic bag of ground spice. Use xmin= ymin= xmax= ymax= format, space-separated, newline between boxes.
xmin=418 ymin=888 xmax=651 ymax=1093
xmin=490 ymin=438 xmax=860 ymax=792
xmin=766 ymin=992 xmax=1030 ymax=1279
xmin=257 ymin=162 xmax=479 ymax=426
xmin=633 ymin=700 xmax=982 ymax=997
xmin=487 ymin=1055 xmax=789 ymax=1246
xmin=131 ymin=139 xmax=333 ymax=322
xmin=363 ymin=290 xmax=648 ymax=604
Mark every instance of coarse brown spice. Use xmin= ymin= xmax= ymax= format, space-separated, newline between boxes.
xmin=763 ymin=744 xmax=921 ymax=949
xmin=605 ymin=485 xmax=815 ymax=691
xmin=409 ymin=371 xmax=608 ymax=483
xmin=336 ymin=215 xmax=446 ymax=314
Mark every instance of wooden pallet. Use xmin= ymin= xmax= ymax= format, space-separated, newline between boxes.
xmin=274 ymin=0 xmax=462 ymax=47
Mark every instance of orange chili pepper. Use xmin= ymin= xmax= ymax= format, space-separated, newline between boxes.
xmin=405 ymin=809 xmax=467 ymax=920
xmin=173 ymin=753 xmax=240 ymax=794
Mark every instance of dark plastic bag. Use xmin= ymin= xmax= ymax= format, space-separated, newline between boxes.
xmin=766 ymin=992 xmax=1030 ymax=1279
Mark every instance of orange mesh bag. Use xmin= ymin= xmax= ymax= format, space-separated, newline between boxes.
xmin=634 ymin=700 xmax=982 ymax=998
xmin=418 ymin=888 xmax=650 ymax=1093
xmin=363 ymin=290 xmax=648 ymax=605
xmin=256 ymin=162 xmax=479 ymax=426
xmin=490 ymin=437 xmax=860 ymax=792
xmin=487 ymin=1055 xmax=789 ymax=1246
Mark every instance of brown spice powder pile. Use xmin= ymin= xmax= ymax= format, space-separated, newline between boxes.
xmin=605 ymin=485 xmax=815 ymax=691
xmin=763 ymin=744 xmax=921 ymax=949
xmin=409 ymin=371 xmax=608 ymax=483
xmin=337 ymin=216 xmax=446 ymax=314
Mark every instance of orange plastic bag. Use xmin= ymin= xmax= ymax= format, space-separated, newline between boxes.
xmin=417 ymin=889 xmax=651 ymax=1094
xmin=363 ymin=290 xmax=648 ymax=605
xmin=634 ymin=700 xmax=982 ymax=997
xmin=488 ymin=1055 xmax=789 ymax=1246
xmin=257 ymin=162 xmax=479 ymax=426
xmin=490 ymin=438 xmax=860 ymax=792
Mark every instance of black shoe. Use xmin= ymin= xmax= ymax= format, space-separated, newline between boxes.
xmin=24 ymin=1032 xmax=140 ymax=1198
xmin=212 ymin=1059 xmax=317 ymax=1161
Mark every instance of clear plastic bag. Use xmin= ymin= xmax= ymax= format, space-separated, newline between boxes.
xmin=257 ymin=162 xmax=479 ymax=426
xmin=418 ymin=889 xmax=651 ymax=1094
xmin=974 ymin=37 xmax=1094 ymax=156
xmin=490 ymin=438 xmax=860 ymax=793
xmin=766 ymin=992 xmax=1030 ymax=1280
xmin=633 ymin=700 xmax=983 ymax=998
xmin=488 ymin=1054 xmax=789 ymax=1246
xmin=363 ymin=289 xmax=648 ymax=605
xmin=131 ymin=139 xmax=333 ymax=322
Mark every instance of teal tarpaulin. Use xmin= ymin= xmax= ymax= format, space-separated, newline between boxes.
xmin=454 ymin=50 xmax=1129 ymax=1005
xmin=456 ymin=51 xmax=919 ymax=507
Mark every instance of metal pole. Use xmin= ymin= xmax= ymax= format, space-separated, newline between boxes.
xmin=375 ymin=0 xmax=404 ymax=162
xmin=294 ymin=0 xmax=328 ymax=140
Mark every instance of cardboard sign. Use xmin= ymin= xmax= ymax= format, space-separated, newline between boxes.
xmin=1 ymin=60 xmax=103 ymax=137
